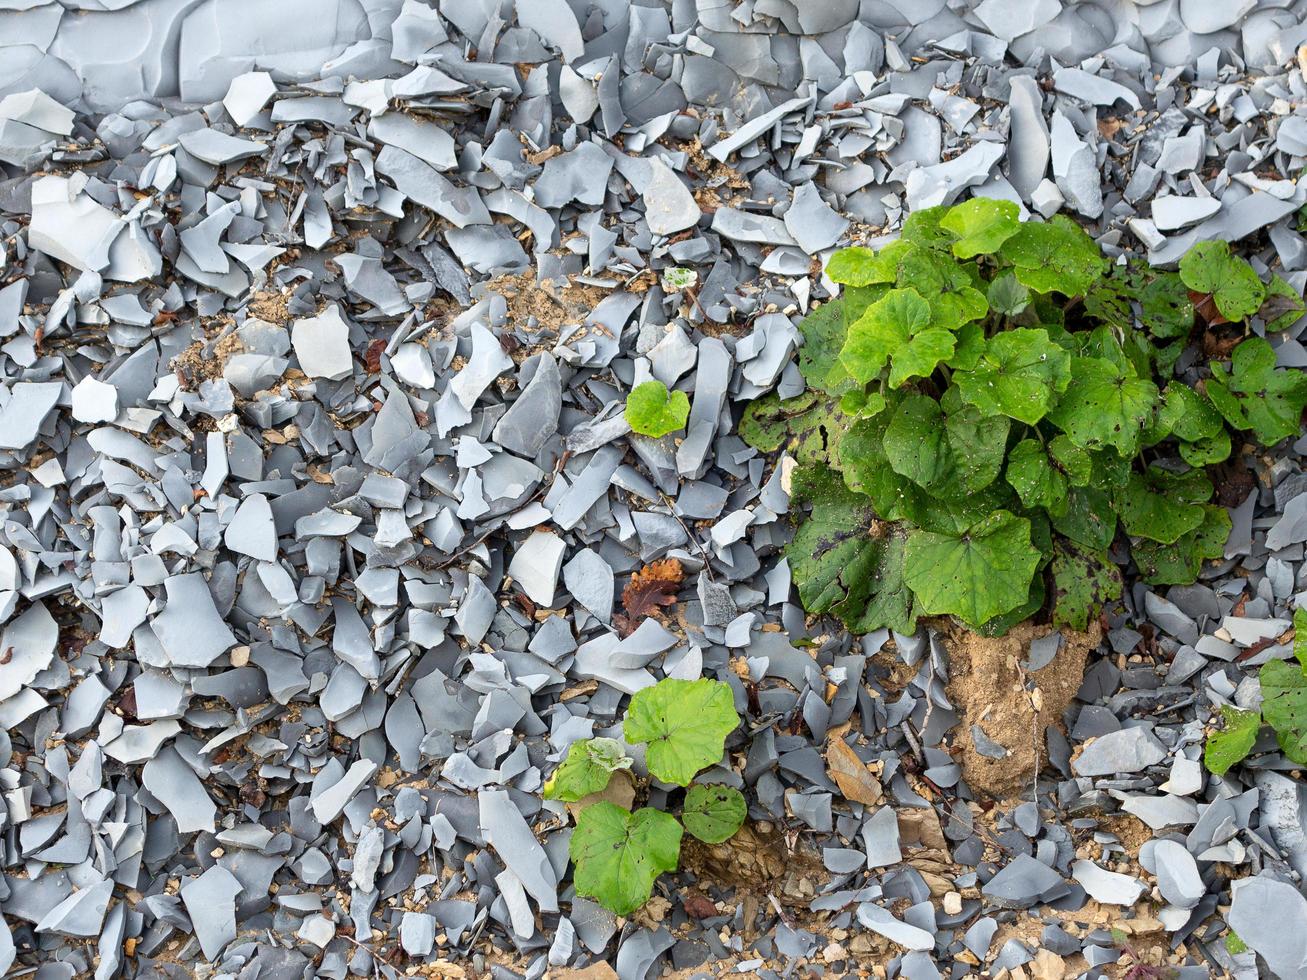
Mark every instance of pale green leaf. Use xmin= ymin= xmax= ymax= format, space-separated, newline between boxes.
xmin=544 ymin=737 xmax=632 ymax=802
xmin=939 ymin=198 xmax=1021 ymax=258
xmin=623 ymin=678 xmax=739 ymax=786
xmin=625 ymin=380 xmax=690 ymax=437
xmin=999 ymin=215 xmax=1105 ymax=295
xmin=1260 ymin=659 xmax=1307 ymax=765
xmin=987 ymin=272 xmax=1030 ymax=316
xmin=1204 ymin=706 xmax=1260 ymax=777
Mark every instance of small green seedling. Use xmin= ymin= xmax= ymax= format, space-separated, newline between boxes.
xmin=625 ymin=379 xmax=690 ymax=438
xmin=1204 ymin=607 xmax=1307 ymax=775
xmin=743 ymin=199 xmax=1307 ymax=635
xmin=545 ymin=677 xmax=743 ymax=915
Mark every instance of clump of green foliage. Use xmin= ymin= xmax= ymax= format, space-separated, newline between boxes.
xmin=545 ymin=678 xmax=744 ymax=915
xmin=625 ymin=379 xmax=689 ymax=437
xmin=1204 ymin=608 xmax=1307 ymax=774
xmin=743 ymin=199 xmax=1307 ymax=635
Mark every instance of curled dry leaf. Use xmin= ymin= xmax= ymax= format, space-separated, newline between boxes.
xmin=824 ymin=735 xmax=883 ymax=806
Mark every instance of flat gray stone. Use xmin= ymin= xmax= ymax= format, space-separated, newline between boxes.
xmin=291 ymin=306 xmax=354 ymax=381
xmin=1073 ymin=727 xmax=1168 ymax=777
xmin=643 ymin=158 xmax=700 ymax=236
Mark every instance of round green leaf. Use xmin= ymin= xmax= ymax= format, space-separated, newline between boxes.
xmin=682 ymin=784 xmax=747 ymax=844
xmin=569 ymin=803 xmax=682 ymax=916
xmin=999 ymin=215 xmax=1105 ymax=296
xmin=903 ymin=511 xmax=1041 ymax=628
xmin=1178 ymin=240 xmax=1265 ymax=322
xmin=1046 ymin=356 xmax=1159 ymax=457
xmin=1260 ymin=659 xmax=1307 ymax=765
xmin=544 ymin=737 xmax=633 ymax=802
xmin=1204 ymin=706 xmax=1260 ymax=776
xmin=1005 ymin=439 xmax=1069 ymax=517
xmin=796 ymin=300 xmax=856 ymax=395
xmin=954 ymin=327 xmax=1071 ymax=424
xmin=623 ymin=678 xmax=739 ymax=786
xmin=939 ymin=198 xmax=1021 ymax=258
xmin=1050 ymin=543 xmax=1122 ymax=631
xmin=625 ymin=380 xmax=690 ymax=438
xmin=1205 ymin=337 xmax=1307 ymax=445
xmin=1115 ymin=472 xmax=1208 ymax=545
xmin=883 ymin=392 xmax=1008 ymax=496
xmin=987 ymin=272 xmax=1030 ymax=316
xmin=839 ymin=287 xmax=935 ymax=385
xmin=826 ymin=240 xmax=912 ymax=286
xmin=1132 ymin=504 xmax=1231 ymax=585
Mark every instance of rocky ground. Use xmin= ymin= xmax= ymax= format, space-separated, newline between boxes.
xmin=3 ymin=1 xmax=1307 ymax=978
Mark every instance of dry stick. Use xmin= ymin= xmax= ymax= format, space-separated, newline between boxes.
xmin=657 ymin=490 xmax=717 ymax=581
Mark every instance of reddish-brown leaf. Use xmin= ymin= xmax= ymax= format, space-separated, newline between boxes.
xmin=364 ymin=339 xmax=386 ymax=373
xmin=682 ymin=892 xmax=718 ymax=919
xmin=614 ymin=558 xmax=684 ymax=636
xmin=1189 ymin=290 xmax=1229 ymax=327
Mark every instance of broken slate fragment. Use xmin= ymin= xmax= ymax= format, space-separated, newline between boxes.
xmin=142 ymin=745 xmax=217 ymax=834
xmin=982 ymin=854 xmax=1067 ymax=908
xmin=0 ymin=602 xmax=57 ymax=701
xmin=0 ymin=382 xmax=62 ymax=450
xmin=180 ymin=865 xmax=242 ymax=961
xmin=1071 ymin=860 xmax=1145 ymax=905
xmin=1228 ymin=874 xmax=1307 ymax=978
xmin=493 ymin=355 xmax=561 ymax=456
xmin=479 ymin=788 xmax=559 ymax=912
xmin=291 ymin=306 xmax=354 ymax=381
xmin=642 ymin=158 xmax=701 ymax=236
xmin=1072 ymin=727 xmax=1167 ymax=777
xmin=34 ymin=877 xmax=113 ymax=937
xmin=150 ymin=573 xmax=237 ymax=668
xmin=225 ymin=493 xmax=276 ymax=562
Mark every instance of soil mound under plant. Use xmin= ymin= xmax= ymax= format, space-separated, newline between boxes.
xmin=940 ymin=620 xmax=1102 ymax=798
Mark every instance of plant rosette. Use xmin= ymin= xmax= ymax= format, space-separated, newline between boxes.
xmin=543 ymin=678 xmax=747 ymax=915
xmin=743 ymin=199 xmax=1306 ymax=636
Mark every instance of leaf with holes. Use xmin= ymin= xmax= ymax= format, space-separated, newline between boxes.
xmin=1132 ymin=505 xmax=1231 ymax=586
xmin=682 ymin=784 xmax=747 ymax=844
xmin=1260 ymin=659 xmax=1307 ymax=765
xmin=623 ymin=678 xmax=739 ymax=786
xmin=1204 ymin=706 xmax=1260 ymax=776
xmin=1046 ymin=356 xmax=1159 ymax=457
xmin=954 ymin=327 xmax=1071 ymax=424
xmin=1205 ymin=337 xmax=1307 ymax=445
xmin=570 ymin=803 xmax=682 ymax=915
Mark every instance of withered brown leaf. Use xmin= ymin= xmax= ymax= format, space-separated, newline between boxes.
xmin=613 ymin=558 xmax=683 ymax=637
xmin=825 ymin=736 xmax=883 ymax=807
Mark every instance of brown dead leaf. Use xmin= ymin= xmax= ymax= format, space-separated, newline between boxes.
xmin=825 ymin=736 xmax=883 ymax=806
xmin=681 ymin=892 xmax=718 ymax=919
xmin=613 ymin=558 xmax=683 ymax=636
xmin=565 ymin=769 xmax=636 ymax=821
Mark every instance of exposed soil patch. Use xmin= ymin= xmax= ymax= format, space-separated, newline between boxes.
xmin=940 ymin=620 xmax=1103 ymax=799
xmin=485 ymin=272 xmax=611 ymax=332
xmin=680 ymin=820 xmax=825 ymax=908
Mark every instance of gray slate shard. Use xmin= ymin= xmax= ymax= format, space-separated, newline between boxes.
xmin=982 ymin=854 xmax=1066 ymax=908
xmin=181 ymin=865 xmax=243 ymax=961
xmin=150 ymin=573 xmax=237 ymax=668
xmin=1071 ymin=860 xmax=1144 ymax=906
xmin=493 ymin=355 xmax=561 ymax=456
xmin=1072 ymin=727 xmax=1168 ymax=777
xmin=642 ymin=158 xmax=701 ymax=236
xmin=862 ymin=805 xmax=903 ymax=868
xmin=855 ymin=903 xmax=935 ymax=951
xmin=0 ymin=602 xmax=58 ymax=701
xmin=291 ymin=306 xmax=354 ymax=381
xmin=1147 ymin=839 xmax=1204 ymax=909
xmin=479 ymin=788 xmax=559 ymax=913
xmin=34 ymin=877 xmax=113 ymax=937
xmin=142 ymin=745 xmax=217 ymax=834
xmin=1006 ymin=75 xmax=1050 ymax=200
xmin=1228 ymin=874 xmax=1307 ymax=978
xmin=0 ymin=382 xmax=62 ymax=450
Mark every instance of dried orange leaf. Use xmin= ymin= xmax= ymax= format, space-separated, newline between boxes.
xmin=825 ymin=736 xmax=883 ymax=806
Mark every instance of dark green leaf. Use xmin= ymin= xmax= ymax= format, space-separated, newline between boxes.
xmin=1205 ymin=337 xmax=1307 ymax=445
xmin=796 ymin=300 xmax=857 ymax=395
xmin=1051 ymin=543 xmax=1122 ymax=631
xmin=987 ymin=272 xmax=1030 ymax=316
xmin=1046 ymin=356 xmax=1159 ymax=456
xmin=1116 ymin=471 xmax=1208 ymax=544
xmin=1052 ymin=486 xmax=1117 ymax=551
xmin=903 ymin=511 xmax=1041 ymax=628
xmin=1178 ymin=240 xmax=1265 ymax=322
xmin=882 ymin=392 xmax=1009 ymax=496
xmin=738 ymin=391 xmax=850 ymax=465
xmin=1261 ymin=659 xmax=1307 ymax=765
xmin=1133 ymin=505 xmax=1231 ymax=585
xmin=1260 ymin=274 xmax=1307 ymax=333
xmin=1005 ymin=439 xmax=1069 ymax=517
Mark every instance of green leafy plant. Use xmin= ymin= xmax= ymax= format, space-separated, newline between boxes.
xmin=626 ymin=380 xmax=690 ymax=437
xmin=545 ymin=678 xmax=745 ymax=915
xmin=745 ymin=199 xmax=1307 ymax=634
xmin=1203 ymin=607 xmax=1305 ymax=774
